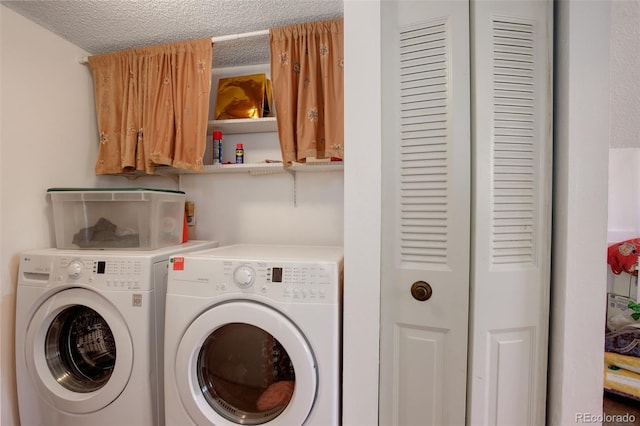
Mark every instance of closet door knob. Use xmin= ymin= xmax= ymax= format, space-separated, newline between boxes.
xmin=411 ymin=281 xmax=433 ymax=301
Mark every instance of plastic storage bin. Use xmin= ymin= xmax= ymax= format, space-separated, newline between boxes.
xmin=48 ymin=188 xmax=186 ymax=250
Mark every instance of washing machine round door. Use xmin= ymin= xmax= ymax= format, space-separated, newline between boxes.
xmin=24 ymin=287 xmax=133 ymax=414
xmin=175 ymin=301 xmax=316 ymax=425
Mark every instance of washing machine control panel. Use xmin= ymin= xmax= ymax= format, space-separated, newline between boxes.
xmin=50 ymin=256 xmax=152 ymax=290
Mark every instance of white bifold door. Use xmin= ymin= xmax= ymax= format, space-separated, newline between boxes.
xmin=379 ymin=1 xmax=553 ymax=425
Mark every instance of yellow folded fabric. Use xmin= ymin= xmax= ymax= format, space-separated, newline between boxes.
xmin=604 ymin=351 xmax=640 ymax=374
xmin=604 ymin=355 xmax=640 ymax=398
xmin=214 ymin=73 xmax=274 ymax=120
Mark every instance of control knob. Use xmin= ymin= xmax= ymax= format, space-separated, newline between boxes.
xmin=67 ymin=260 xmax=83 ymax=279
xmin=233 ymin=265 xmax=255 ymax=289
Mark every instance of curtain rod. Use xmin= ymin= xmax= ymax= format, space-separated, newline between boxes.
xmin=77 ymin=29 xmax=270 ymax=65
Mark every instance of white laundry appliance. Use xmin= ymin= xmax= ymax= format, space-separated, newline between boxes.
xmin=163 ymin=244 xmax=344 ymax=426
xmin=15 ymin=240 xmax=218 ymax=426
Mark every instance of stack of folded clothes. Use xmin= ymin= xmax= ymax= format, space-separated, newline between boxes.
xmin=72 ymin=217 xmax=139 ymax=248
xmin=604 ymin=326 xmax=640 ymax=400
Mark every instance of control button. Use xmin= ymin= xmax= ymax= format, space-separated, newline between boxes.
xmin=233 ymin=265 xmax=255 ymax=289
xmin=67 ymin=260 xmax=83 ymax=279
xmin=261 ymin=285 xmax=268 ymax=293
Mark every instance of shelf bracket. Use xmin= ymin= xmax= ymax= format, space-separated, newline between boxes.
xmin=284 ymin=168 xmax=297 ymax=207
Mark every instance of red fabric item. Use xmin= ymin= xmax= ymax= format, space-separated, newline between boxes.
xmin=182 ymin=214 xmax=188 ymax=243
xmin=607 ymin=238 xmax=640 ymax=275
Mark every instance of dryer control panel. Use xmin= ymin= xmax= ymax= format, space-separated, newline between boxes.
xmin=227 ymin=261 xmax=338 ymax=301
xmin=169 ymin=257 xmax=342 ymax=304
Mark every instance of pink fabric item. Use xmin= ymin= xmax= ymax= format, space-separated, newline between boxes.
xmin=256 ymin=380 xmax=294 ymax=412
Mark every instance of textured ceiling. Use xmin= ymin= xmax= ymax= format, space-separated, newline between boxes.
xmin=1 ymin=0 xmax=344 ymax=68
xmin=609 ymin=0 xmax=640 ymax=148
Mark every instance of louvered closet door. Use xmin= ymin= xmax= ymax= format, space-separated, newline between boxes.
xmin=379 ymin=0 xmax=552 ymax=425
xmin=379 ymin=1 xmax=471 ymax=425
xmin=468 ymin=1 xmax=552 ymax=425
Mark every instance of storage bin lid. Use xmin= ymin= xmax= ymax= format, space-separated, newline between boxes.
xmin=47 ymin=187 xmax=185 ymax=195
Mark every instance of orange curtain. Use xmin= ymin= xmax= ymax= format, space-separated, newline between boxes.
xmin=88 ymin=38 xmax=212 ymax=175
xmin=270 ymin=18 xmax=344 ymax=167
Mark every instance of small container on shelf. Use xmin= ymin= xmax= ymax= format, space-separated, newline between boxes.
xmin=213 ymin=131 xmax=223 ymax=164
xmin=235 ymin=143 xmax=244 ymax=164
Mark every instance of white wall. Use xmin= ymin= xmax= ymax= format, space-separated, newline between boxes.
xmin=1 ymin=7 xmax=100 ymax=424
xmin=180 ymin=171 xmax=344 ymax=246
xmin=548 ymin=1 xmax=610 ymax=424
xmin=608 ymin=148 xmax=640 ymax=243
xmin=0 ymin=6 xmax=182 ymax=425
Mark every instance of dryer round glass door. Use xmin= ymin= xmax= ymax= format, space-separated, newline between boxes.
xmin=25 ymin=288 xmax=133 ymax=414
xmin=176 ymin=301 xmax=317 ymax=425
xmin=198 ymin=323 xmax=296 ymax=422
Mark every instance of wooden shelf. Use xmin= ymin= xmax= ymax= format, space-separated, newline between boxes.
xmin=208 ymin=117 xmax=277 ymax=134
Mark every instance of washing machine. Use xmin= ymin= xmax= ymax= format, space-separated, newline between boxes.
xmin=15 ymin=240 xmax=218 ymax=426
xmin=164 ymin=244 xmax=344 ymax=426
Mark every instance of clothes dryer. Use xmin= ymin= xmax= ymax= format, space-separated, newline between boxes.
xmin=163 ymin=244 xmax=344 ymax=426
xmin=15 ymin=240 xmax=218 ymax=426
